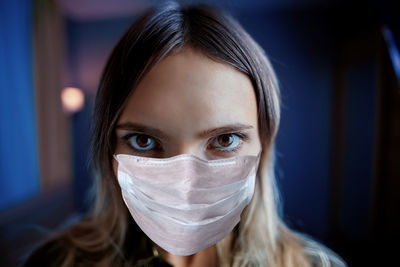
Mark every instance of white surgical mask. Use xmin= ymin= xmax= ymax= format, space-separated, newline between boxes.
xmin=114 ymin=151 xmax=261 ymax=256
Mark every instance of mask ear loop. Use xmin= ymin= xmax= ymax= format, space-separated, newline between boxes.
xmin=113 ymin=154 xmax=119 ymax=162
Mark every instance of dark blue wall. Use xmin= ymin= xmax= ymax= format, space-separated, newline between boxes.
xmin=341 ymin=61 xmax=376 ymax=240
xmin=238 ymin=8 xmax=337 ymax=241
xmin=66 ymin=17 xmax=137 ymax=212
xmin=0 ymin=0 xmax=39 ymax=211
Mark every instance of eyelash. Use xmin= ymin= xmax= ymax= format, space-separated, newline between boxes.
xmin=121 ymin=132 xmax=249 ymax=154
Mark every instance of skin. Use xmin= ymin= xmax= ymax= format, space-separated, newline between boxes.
xmin=113 ymin=46 xmax=261 ymax=267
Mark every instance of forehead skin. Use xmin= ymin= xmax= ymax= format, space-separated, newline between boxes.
xmin=115 ymin=46 xmax=261 ymax=157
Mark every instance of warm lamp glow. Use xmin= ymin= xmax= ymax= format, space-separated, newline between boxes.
xmin=61 ymin=87 xmax=85 ymax=113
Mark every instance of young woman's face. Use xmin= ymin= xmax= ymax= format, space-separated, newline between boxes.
xmin=113 ymin=47 xmax=261 ymax=168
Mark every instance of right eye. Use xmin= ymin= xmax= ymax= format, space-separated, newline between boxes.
xmin=125 ymin=134 xmax=158 ymax=151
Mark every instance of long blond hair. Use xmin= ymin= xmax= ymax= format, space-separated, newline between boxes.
xmin=39 ymin=2 xmax=345 ymax=266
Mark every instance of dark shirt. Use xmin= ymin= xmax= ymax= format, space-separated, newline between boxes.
xmin=133 ymin=255 xmax=173 ymax=267
xmin=23 ymin=242 xmax=346 ymax=267
xmin=22 ymin=228 xmax=346 ymax=267
xmin=22 ymin=239 xmax=173 ymax=267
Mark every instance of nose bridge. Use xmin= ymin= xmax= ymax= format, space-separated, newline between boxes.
xmin=178 ymin=145 xmax=199 ymax=157
xmin=168 ymin=139 xmax=203 ymax=158
xmin=166 ymin=120 xmax=205 ymax=158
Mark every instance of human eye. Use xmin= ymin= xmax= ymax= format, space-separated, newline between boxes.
xmin=208 ymin=132 xmax=249 ymax=154
xmin=121 ymin=133 xmax=160 ymax=152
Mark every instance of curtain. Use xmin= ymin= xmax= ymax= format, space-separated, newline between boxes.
xmin=0 ymin=0 xmax=39 ymax=211
xmin=33 ymin=0 xmax=72 ymax=191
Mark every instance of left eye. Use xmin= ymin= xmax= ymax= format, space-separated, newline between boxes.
xmin=127 ymin=134 xmax=157 ymax=151
xmin=211 ymin=134 xmax=241 ymax=150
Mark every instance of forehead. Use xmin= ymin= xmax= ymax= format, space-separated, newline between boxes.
xmin=118 ymin=47 xmax=258 ymax=138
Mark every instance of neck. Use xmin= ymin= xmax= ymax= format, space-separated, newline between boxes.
xmin=155 ymin=244 xmax=219 ymax=267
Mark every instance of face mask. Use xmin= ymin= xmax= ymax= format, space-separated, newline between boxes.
xmin=114 ymin=151 xmax=261 ymax=256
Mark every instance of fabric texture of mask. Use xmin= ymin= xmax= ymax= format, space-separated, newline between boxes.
xmin=114 ymin=151 xmax=261 ymax=256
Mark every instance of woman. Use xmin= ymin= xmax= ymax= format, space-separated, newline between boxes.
xmin=24 ymin=2 xmax=346 ymax=266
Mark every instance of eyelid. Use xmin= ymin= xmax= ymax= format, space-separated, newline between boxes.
xmin=207 ymin=132 xmax=249 ymax=152
xmin=216 ymin=131 xmax=249 ymax=141
xmin=121 ymin=132 xmax=160 ymax=143
xmin=121 ymin=133 xmax=161 ymax=151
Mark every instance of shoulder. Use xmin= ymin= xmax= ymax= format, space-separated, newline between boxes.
xmin=297 ymin=234 xmax=347 ymax=267
xmin=22 ymin=235 xmax=71 ymax=267
xmin=303 ymin=241 xmax=347 ymax=267
xmin=304 ymin=247 xmax=347 ymax=267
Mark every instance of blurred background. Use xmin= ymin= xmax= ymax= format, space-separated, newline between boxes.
xmin=0 ymin=0 xmax=399 ymax=266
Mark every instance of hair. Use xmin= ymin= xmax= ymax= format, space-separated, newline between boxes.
xmin=26 ymin=2 xmax=345 ymax=267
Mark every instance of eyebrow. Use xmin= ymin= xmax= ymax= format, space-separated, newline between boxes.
xmin=115 ymin=122 xmax=253 ymax=140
